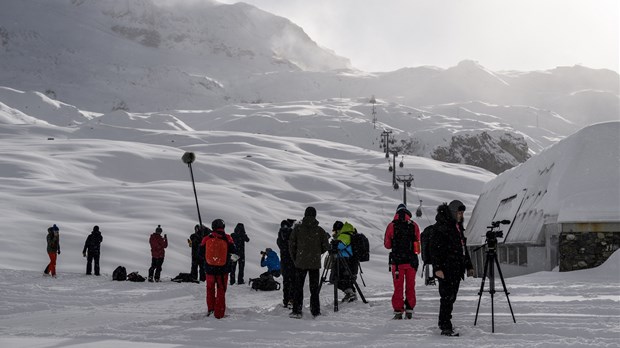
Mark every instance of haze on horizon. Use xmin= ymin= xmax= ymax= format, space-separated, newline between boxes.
xmin=218 ymin=0 xmax=619 ymax=73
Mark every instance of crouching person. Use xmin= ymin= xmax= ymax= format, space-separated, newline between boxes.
xmin=260 ymin=248 xmax=281 ymax=279
xmin=201 ymin=219 xmax=238 ymax=319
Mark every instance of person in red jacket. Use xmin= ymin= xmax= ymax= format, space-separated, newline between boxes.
xmin=384 ymin=204 xmax=421 ymax=320
xmin=200 ymin=219 xmax=238 ymax=319
xmin=148 ymin=225 xmax=168 ymax=282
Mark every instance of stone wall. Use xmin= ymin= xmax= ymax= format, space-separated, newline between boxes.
xmin=559 ymin=231 xmax=620 ymax=271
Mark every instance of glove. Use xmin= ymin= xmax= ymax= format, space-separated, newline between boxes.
xmin=230 ymin=254 xmax=240 ymax=262
xmin=57 ymin=250 xmax=61 ymax=255
xmin=467 ymin=268 xmax=475 ymax=277
xmin=187 ymin=239 xmax=192 ymax=247
xmin=83 ymin=252 xmax=86 ymax=257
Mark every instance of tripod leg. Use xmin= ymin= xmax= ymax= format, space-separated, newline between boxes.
xmin=474 ymin=252 xmax=491 ymax=326
xmin=494 ymin=254 xmax=516 ymax=323
xmin=343 ymin=258 xmax=367 ymax=304
xmin=334 ymin=255 xmax=339 ymax=312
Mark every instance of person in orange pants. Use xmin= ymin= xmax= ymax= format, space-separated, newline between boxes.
xmin=44 ymin=225 xmax=61 ymax=277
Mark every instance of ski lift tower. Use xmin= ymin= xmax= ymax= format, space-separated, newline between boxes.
xmin=396 ymin=174 xmax=415 ymax=205
xmin=380 ymin=130 xmax=393 ymax=158
xmin=370 ymin=95 xmax=377 ymax=129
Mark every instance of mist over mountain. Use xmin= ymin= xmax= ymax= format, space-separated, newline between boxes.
xmin=0 ymin=0 xmax=617 ymax=174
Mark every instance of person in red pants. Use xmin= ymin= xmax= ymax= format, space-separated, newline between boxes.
xmin=200 ymin=219 xmax=238 ymax=319
xmin=44 ymin=224 xmax=61 ymax=277
xmin=384 ymin=204 xmax=421 ymax=320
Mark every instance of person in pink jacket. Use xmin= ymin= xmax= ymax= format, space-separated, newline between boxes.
xmin=384 ymin=204 xmax=421 ymax=320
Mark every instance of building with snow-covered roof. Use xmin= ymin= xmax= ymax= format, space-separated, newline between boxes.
xmin=465 ymin=121 xmax=620 ymax=278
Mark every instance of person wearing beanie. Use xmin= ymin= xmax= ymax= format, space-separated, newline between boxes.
xmin=276 ymin=219 xmax=296 ymax=308
xmin=288 ymin=206 xmax=329 ymax=319
xmin=148 ymin=225 xmax=168 ymax=282
xmin=430 ymin=200 xmax=474 ymax=337
xmin=44 ymin=225 xmax=61 ymax=277
xmin=230 ymin=223 xmax=250 ymax=285
xmin=384 ymin=203 xmax=421 ymax=320
xmin=82 ymin=225 xmax=103 ymax=275
xmin=189 ymin=224 xmax=209 ymax=282
xmin=200 ymin=218 xmax=238 ymax=319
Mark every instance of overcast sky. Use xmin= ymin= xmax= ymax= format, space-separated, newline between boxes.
xmin=218 ymin=0 xmax=619 ymax=73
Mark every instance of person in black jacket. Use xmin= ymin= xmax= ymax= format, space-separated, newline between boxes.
xmin=82 ymin=225 xmax=103 ymax=276
xmin=276 ymin=219 xmax=296 ymax=307
xmin=230 ymin=223 xmax=250 ymax=285
xmin=189 ymin=224 xmax=208 ymax=282
xmin=431 ymin=200 xmax=475 ymax=337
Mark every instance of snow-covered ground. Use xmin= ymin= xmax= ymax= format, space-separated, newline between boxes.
xmin=1 ymin=252 xmax=618 ymax=347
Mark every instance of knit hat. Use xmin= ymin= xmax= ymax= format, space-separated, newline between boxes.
xmin=93 ymin=225 xmax=99 ymax=232
xmin=396 ymin=203 xmax=407 ymax=212
xmin=332 ymin=220 xmax=344 ymax=232
xmin=211 ymin=219 xmax=225 ymax=230
xmin=155 ymin=225 xmax=163 ymax=233
xmin=304 ymin=206 xmax=317 ymax=218
xmin=448 ymin=200 xmax=466 ymax=220
xmin=280 ymin=220 xmax=289 ymax=228
xmin=52 ymin=224 xmax=59 ymax=231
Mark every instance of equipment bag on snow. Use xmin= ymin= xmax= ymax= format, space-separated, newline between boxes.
xmin=249 ymin=275 xmax=281 ymax=291
xmin=205 ymin=234 xmax=228 ymax=266
xmin=112 ymin=266 xmax=127 ymax=281
xmin=127 ymin=271 xmax=146 ymax=282
xmin=350 ymin=232 xmax=370 ymax=262
xmin=171 ymin=272 xmax=199 ymax=283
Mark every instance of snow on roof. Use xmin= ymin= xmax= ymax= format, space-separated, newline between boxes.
xmin=466 ymin=121 xmax=620 ymax=245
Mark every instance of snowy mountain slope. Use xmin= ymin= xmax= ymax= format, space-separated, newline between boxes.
xmin=0 ymin=0 xmax=617 ymax=130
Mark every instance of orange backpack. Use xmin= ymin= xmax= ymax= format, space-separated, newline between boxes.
xmin=205 ymin=234 xmax=228 ymax=266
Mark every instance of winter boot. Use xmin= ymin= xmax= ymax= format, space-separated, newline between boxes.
xmin=405 ymin=309 xmax=413 ymax=320
xmin=289 ymin=312 xmax=302 ymax=319
xmin=207 ymin=310 xmax=214 ymax=317
xmin=392 ymin=311 xmax=403 ymax=320
xmin=148 ymin=277 xmax=154 ymax=283
xmin=342 ymin=288 xmax=357 ymax=302
xmin=441 ymin=329 xmax=459 ymax=337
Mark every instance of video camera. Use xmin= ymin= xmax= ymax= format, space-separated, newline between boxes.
xmin=329 ymin=239 xmax=341 ymax=254
xmin=484 ymin=220 xmax=510 ymax=249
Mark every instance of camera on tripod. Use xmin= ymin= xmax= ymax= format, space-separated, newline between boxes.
xmin=484 ymin=220 xmax=510 ymax=249
xmin=329 ymin=239 xmax=340 ymax=254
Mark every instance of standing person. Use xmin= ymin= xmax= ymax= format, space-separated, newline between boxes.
xmin=44 ymin=224 xmax=61 ymax=277
xmin=148 ymin=225 xmax=168 ymax=283
xmin=384 ymin=204 xmax=421 ymax=320
xmin=431 ymin=200 xmax=475 ymax=337
xmin=230 ymin=223 xmax=249 ymax=285
xmin=82 ymin=225 xmax=103 ymax=276
xmin=201 ymin=219 xmax=238 ymax=319
xmin=333 ymin=221 xmax=359 ymax=302
xmin=288 ymin=207 xmax=329 ymax=319
xmin=277 ymin=219 xmax=296 ymax=308
xmin=189 ymin=224 xmax=207 ymax=282
xmin=259 ymin=248 xmax=281 ymax=278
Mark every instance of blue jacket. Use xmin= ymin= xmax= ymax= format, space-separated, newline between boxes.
xmin=260 ymin=250 xmax=281 ymax=272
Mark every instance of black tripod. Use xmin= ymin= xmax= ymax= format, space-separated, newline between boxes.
xmin=474 ymin=221 xmax=516 ymax=333
xmin=319 ymin=246 xmax=368 ymax=312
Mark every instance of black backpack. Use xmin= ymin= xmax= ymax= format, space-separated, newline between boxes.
xmin=249 ymin=275 xmax=281 ymax=291
xmin=389 ymin=219 xmax=418 ymax=268
xmin=112 ymin=266 xmax=127 ymax=281
xmin=127 ymin=271 xmax=146 ymax=282
xmin=421 ymin=224 xmax=435 ymax=265
xmin=350 ymin=232 xmax=370 ymax=262
xmin=171 ymin=272 xmax=199 ymax=283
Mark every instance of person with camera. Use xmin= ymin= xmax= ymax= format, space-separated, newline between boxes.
xmin=189 ymin=224 xmax=208 ymax=282
xmin=277 ymin=219 xmax=296 ymax=308
xmin=148 ymin=225 xmax=168 ymax=283
xmin=431 ymin=200 xmax=475 ymax=337
xmin=288 ymin=206 xmax=330 ymax=319
xmin=260 ymin=248 xmax=281 ymax=278
xmin=82 ymin=225 xmax=103 ymax=276
xmin=384 ymin=204 xmax=421 ymax=320
xmin=230 ymin=223 xmax=250 ymax=285
xmin=332 ymin=221 xmax=359 ymax=302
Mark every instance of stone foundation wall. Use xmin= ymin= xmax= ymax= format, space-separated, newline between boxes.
xmin=559 ymin=231 xmax=620 ymax=271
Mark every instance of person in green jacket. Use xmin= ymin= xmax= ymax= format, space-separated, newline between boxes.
xmin=288 ymin=206 xmax=329 ymax=318
xmin=333 ymin=221 xmax=359 ymax=302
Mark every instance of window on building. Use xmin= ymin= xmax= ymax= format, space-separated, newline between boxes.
xmin=508 ymin=247 xmax=518 ymax=265
xmin=518 ymin=246 xmax=527 ymax=266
